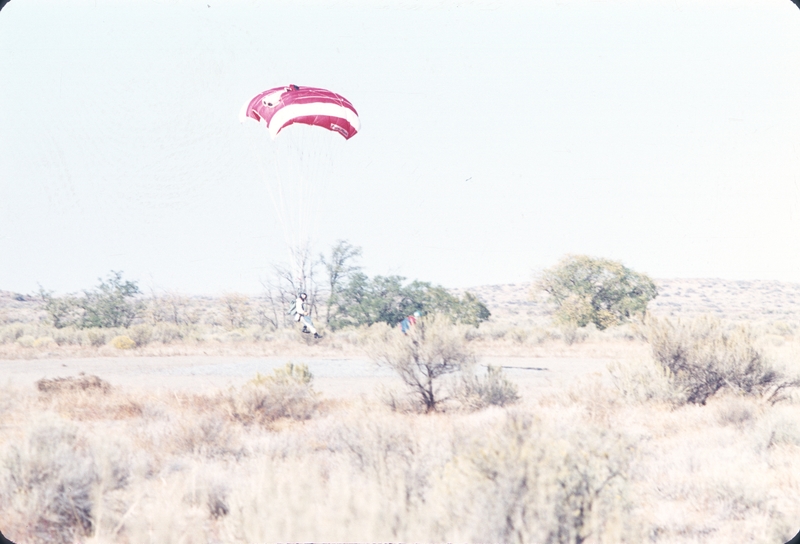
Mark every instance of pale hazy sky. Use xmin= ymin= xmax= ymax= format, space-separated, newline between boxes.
xmin=2 ymin=0 xmax=800 ymax=295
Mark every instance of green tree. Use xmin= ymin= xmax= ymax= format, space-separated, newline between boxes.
xmin=536 ymin=254 xmax=657 ymax=330
xmin=423 ymin=287 xmax=491 ymax=327
xmin=333 ymin=274 xmax=415 ymax=328
xmin=80 ymin=271 xmax=144 ymax=328
xmin=331 ymin=274 xmax=490 ymax=329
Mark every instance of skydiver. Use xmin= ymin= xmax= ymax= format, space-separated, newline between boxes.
xmin=293 ymin=292 xmax=321 ymax=339
xmin=399 ymin=311 xmax=421 ymax=334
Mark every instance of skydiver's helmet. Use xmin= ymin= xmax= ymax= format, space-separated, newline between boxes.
xmin=413 ymin=311 xmax=421 ymax=318
xmin=299 ymin=293 xmax=307 ymax=300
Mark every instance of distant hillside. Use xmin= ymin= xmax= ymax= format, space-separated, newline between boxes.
xmin=0 ymin=291 xmax=40 ymax=324
xmin=458 ymin=278 xmax=800 ymax=325
xmin=4 ymin=278 xmax=800 ymax=326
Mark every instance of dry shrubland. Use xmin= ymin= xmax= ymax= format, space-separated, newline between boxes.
xmin=4 ymin=281 xmax=800 ymax=542
xmin=609 ymin=316 xmax=800 ymax=408
xmin=6 ymin=276 xmax=800 ymax=361
xmin=2 ymin=385 xmax=799 ymax=542
xmin=0 ymin=380 xmax=639 ymax=543
xmin=2 ymin=317 xmax=800 ymax=543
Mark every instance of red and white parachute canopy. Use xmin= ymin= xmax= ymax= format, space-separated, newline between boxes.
xmin=239 ymin=84 xmax=360 ymax=140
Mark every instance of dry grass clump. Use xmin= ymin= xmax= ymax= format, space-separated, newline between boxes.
xmin=609 ymin=357 xmax=683 ymax=406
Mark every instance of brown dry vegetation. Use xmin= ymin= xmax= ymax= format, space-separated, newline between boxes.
xmin=2 ymin=364 xmax=800 ymax=542
xmin=5 ymin=277 xmax=800 ymax=360
xmin=3 ymin=281 xmax=800 ymax=542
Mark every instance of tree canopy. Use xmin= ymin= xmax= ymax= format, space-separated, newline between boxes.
xmin=329 ymin=274 xmax=490 ymax=330
xmin=536 ymin=255 xmax=657 ymax=330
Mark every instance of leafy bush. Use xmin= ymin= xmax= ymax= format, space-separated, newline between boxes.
xmin=647 ymin=316 xmax=800 ymax=405
xmin=80 ymin=271 xmax=143 ymax=328
xmin=536 ymin=254 xmax=657 ymax=330
xmin=38 ymin=291 xmax=82 ymax=329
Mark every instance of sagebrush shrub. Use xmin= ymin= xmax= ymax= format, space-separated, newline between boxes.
xmin=15 ymin=335 xmax=35 ymax=348
xmin=435 ymin=412 xmax=637 ymax=543
xmin=129 ymin=324 xmax=153 ymax=347
xmin=32 ymin=337 xmax=55 ymax=349
xmin=455 ymin=365 xmax=520 ymax=410
xmin=229 ymin=364 xmax=318 ymax=425
xmin=608 ymin=358 xmax=682 ymax=405
xmin=648 ymin=316 xmax=800 ymax=405
xmin=250 ymin=362 xmax=313 ymax=387
xmin=0 ymin=419 xmax=98 ymax=544
xmin=86 ymin=330 xmax=107 ymax=347
xmin=368 ymin=315 xmax=476 ymax=412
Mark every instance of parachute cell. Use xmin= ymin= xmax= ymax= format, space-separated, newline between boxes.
xmin=240 ymin=84 xmax=360 ymax=140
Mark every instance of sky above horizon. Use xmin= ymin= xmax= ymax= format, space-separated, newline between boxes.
xmin=2 ymin=0 xmax=800 ymax=295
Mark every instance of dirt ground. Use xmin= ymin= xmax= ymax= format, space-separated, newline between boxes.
xmin=4 ymin=354 xmax=613 ymax=400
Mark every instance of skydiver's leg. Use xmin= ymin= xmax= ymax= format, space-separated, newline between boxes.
xmin=297 ymin=313 xmax=309 ymax=332
xmin=302 ymin=316 xmax=317 ymax=335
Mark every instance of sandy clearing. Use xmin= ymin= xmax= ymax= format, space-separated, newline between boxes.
xmin=2 ymin=355 xmax=611 ymax=399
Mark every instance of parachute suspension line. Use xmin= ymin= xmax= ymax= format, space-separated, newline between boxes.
xmin=266 ymin=135 xmax=304 ymax=291
xmin=250 ymin=133 xmax=290 ymax=252
xmin=241 ymin=84 xmax=360 ymax=297
xmin=258 ymin=127 xmax=331 ymax=295
xmin=248 ymin=130 xmax=301 ymax=294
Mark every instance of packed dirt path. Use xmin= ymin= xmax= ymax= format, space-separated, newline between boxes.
xmin=3 ymin=355 xmax=612 ymax=399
